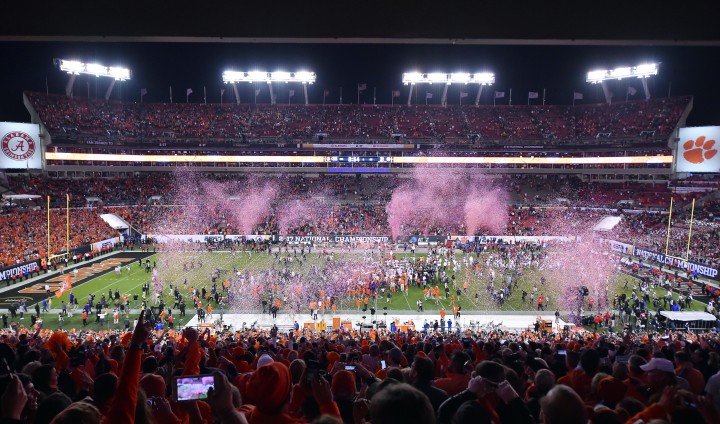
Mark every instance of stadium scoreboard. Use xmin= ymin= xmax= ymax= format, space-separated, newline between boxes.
xmin=325 ymin=156 xmax=393 ymax=163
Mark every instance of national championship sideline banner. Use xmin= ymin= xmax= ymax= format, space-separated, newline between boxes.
xmin=0 ymin=259 xmax=40 ymax=282
xmin=602 ymin=239 xmax=718 ymax=279
xmin=631 ymin=246 xmax=719 ymax=279
xmin=149 ymin=234 xmax=391 ymax=244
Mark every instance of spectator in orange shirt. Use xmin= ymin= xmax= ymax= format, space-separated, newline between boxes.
xmin=675 ymin=351 xmax=705 ymax=395
xmin=433 ymin=351 xmax=472 ymax=396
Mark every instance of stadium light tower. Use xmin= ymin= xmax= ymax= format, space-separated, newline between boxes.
xmin=402 ymin=72 xmax=495 ymax=106
xmin=586 ymin=63 xmax=658 ymax=104
xmin=223 ymin=70 xmax=316 ymax=105
xmin=54 ymin=59 xmax=131 ymax=100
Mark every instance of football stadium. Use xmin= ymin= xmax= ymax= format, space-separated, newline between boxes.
xmin=1 ymin=4 xmax=720 ymax=424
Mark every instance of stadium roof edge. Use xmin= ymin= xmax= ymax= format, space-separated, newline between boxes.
xmin=3 ymin=1 xmax=719 ymax=43
xmin=2 ymin=36 xmax=720 ymax=46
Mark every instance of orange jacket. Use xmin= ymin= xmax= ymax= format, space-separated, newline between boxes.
xmin=183 ymin=340 xmax=203 ymax=376
xmin=561 ymin=369 xmax=594 ymax=402
xmin=625 ymin=403 xmax=667 ymax=424
xmin=101 ymin=347 xmax=142 ymax=424
xmin=433 ymin=373 xmax=471 ymax=396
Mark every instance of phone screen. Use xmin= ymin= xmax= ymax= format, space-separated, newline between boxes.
xmin=345 ymin=365 xmax=356 ymax=371
xmin=174 ymin=375 xmax=215 ymax=402
xmin=381 ymin=360 xmax=387 ymax=369
xmin=558 ymin=350 xmax=567 ymax=356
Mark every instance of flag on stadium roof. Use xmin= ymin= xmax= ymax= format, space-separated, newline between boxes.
xmin=573 ymin=92 xmax=583 ymax=100
xmin=392 ymin=90 xmax=400 ymax=97
xmin=358 ymin=83 xmax=367 ymax=91
xmin=460 ymin=92 xmax=468 ymax=98
xmin=494 ymin=91 xmax=505 ymax=98
xmin=627 ymin=86 xmax=637 ymax=96
xmin=528 ymin=91 xmax=539 ymax=99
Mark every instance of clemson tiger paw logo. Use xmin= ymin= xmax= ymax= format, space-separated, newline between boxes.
xmin=683 ymin=136 xmax=717 ymax=164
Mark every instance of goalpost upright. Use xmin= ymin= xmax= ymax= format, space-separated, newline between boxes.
xmin=66 ymin=194 xmax=70 ymax=255
xmin=47 ymin=195 xmax=50 ymax=261
xmin=46 ymin=194 xmax=72 ymax=263
xmin=664 ymin=197 xmax=673 ymax=256
xmin=685 ymin=198 xmax=695 ymax=261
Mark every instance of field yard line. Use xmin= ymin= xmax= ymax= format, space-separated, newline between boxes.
xmin=122 ymin=270 xmax=161 ymax=297
xmin=462 ymin=292 xmax=482 ymax=310
xmin=401 ymin=291 xmax=412 ymax=310
xmin=64 ymin=272 xmax=140 ymax=308
xmin=86 ymin=270 xmax=143 ymax=299
xmin=104 ymin=252 xmax=235 ymax=304
xmin=435 ymin=297 xmax=447 ymax=310
xmin=82 ymin=254 xmax=158 ymax=298
xmin=119 ymin=252 xmax=265 ymax=308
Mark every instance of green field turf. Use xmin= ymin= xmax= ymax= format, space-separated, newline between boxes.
xmin=23 ymin=250 xmax=705 ymax=332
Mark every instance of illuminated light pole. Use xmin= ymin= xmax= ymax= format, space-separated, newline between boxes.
xmin=55 ymin=59 xmax=131 ymax=100
xmin=586 ymin=63 xmax=658 ymax=104
xmin=402 ymin=71 xmax=495 ymax=106
xmin=223 ymin=70 xmax=316 ymax=105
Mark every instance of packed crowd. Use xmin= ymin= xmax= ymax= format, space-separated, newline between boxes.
xmin=0 ymin=209 xmax=117 ymax=268
xmin=5 ymin=174 xmax=387 ymax=208
xmin=2 ymin=173 xmax=718 ymax=271
xmin=610 ymin=211 xmax=720 ymax=270
xmin=1 ymin=311 xmax=720 ymax=424
xmin=7 ymin=174 xmax=173 ymax=207
xmin=2 ymin=204 xmax=718 ymax=271
xmin=26 ymin=92 xmax=690 ymax=145
xmin=3 ymin=173 xmax=686 ymax=213
xmin=102 ymin=202 xmax=719 ymax=269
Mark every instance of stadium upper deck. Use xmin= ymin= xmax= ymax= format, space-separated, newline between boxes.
xmin=25 ymin=92 xmax=691 ymax=148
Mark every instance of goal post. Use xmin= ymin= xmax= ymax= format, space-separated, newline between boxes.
xmin=46 ymin=194 xmax=72 ymax=264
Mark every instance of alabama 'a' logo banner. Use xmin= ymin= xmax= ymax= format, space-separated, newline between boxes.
xmin=1 ymin=131 xmax=36 ymax=161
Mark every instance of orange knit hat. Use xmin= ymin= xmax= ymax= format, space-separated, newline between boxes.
xmin=248 ymin=362 xmax=291 ymax=413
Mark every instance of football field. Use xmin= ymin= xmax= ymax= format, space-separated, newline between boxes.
xmin=8 ymin=249 xmax=706 ymax=332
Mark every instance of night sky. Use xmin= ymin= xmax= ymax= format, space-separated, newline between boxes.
xmin=1 ymin=42 xmax=719 ymax=126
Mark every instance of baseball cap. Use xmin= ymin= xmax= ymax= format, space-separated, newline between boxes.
xmin=639 ymin=357 xmax=674 ymax=373
xmin=257 ymin=354 xmax=274 ymax=368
